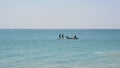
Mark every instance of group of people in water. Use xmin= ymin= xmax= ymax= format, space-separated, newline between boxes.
xmin=58 ymin=33 xmax=78 ymax=39
xmin=58 ymin=33 xmax=64 ymax=39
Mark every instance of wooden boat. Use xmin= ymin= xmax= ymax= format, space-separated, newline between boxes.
xmin=66 ymin=36 xmax=78 ymax=40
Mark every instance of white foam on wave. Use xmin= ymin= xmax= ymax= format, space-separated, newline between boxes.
xmin=95 ymin=50 xmax=120 ymax=58
xmin=1 ymin=61 xmax=120 ymax=68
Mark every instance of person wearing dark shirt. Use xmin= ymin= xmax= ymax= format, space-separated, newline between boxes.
xmin=59 ymin=33 xmax=61 ymax=39
xmin=62 ymin=34 xmax=64 ymax=39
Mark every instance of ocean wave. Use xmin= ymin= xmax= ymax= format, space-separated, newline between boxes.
xmin=95 ymin=50 xmax=120 ymax=58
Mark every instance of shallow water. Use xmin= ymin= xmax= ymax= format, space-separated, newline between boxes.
xmin=0 ymin=29 xmax=120 ymax=68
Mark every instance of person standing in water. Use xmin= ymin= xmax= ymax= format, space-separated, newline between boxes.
xmin=62 ymin=34 xmax=64 ymax=39
xmin=58 ymin=33 xmax=61 ymax=39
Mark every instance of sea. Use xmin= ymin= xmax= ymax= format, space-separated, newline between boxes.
xmin=0 ymin=29 xmax=120 ymax=68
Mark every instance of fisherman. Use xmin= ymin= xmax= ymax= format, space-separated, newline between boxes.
xmin=74 ymin=35 xmax=77 ymax=38
xmin=74 ymin=35 xmax=78 ymax=39
xmin=59 ymin=33 xmax=61 ymax=39
xmin=62 ymin=34 xmax=64 ymax=39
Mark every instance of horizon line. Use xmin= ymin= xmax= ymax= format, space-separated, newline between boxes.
xmin=0 ymin=28 xmax=120 ymax=30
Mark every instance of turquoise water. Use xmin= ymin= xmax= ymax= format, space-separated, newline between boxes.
xmin=0 ymin=29 xmax=120 ymax=68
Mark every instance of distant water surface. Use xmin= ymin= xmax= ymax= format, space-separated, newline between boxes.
xmin=0 ymin=29 xmax=120 ymax=68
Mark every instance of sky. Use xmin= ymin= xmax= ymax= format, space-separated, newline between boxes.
xmin=0 ymin=0 xmax=120 ymax=29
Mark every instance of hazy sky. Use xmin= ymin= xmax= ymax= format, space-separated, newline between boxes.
xmin=0 ymin=0 xmax=120 ymax=29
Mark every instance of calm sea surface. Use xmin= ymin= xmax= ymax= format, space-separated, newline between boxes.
xmin=0 ymin=29 xmax=120 ymax=68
